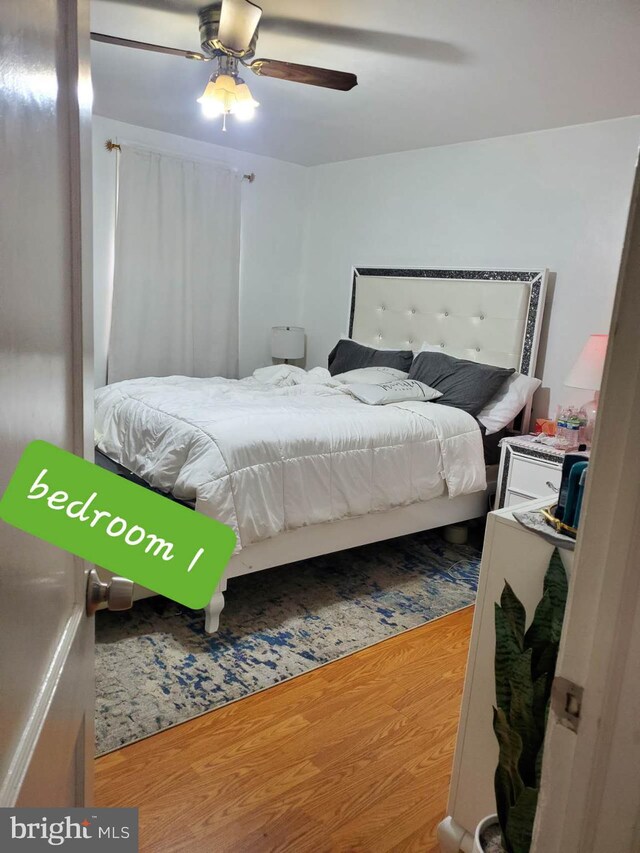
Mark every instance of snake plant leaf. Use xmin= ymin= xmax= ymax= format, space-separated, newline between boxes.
xmin=493 ymin=550 xmax=568 ymax=853
xmin=533 ymin=640 xmax=560 ymax=682
xmin=551 ymin=608 xmax=565 ymax=643
xmin=495 ymin=762 xmax=515 ymax=851
xmin=532 ymin=611 xmax=563 ymax=682
xmin=495 ymin=603 xmax=523 ymax=712
xmin=524 ymin=589 xmax=554 ymax=675
xmin=508 ymin=649 xmax=538 ymax=787
xmin=525 ymin=550 xmax=568 ymax=672
xmin=532 ymin=673 xmax=551 ymax=740
xmin=535 ymin=733 xmax=547 ymax=787
xmin=543 ymin=548 xmax=569 ymax=613
xmin=534 ymin=597 xmax=566 ymax=680
xmin=504 ymin=787 xmax=539 ymax=853
xmin=500 ymin=581 xmax=526 ymax=651
xmin=493 ymin=707 xmax=524 ymax=800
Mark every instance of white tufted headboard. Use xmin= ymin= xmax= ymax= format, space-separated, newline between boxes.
xmin=349 ymin=267 xmax=547 ymax=378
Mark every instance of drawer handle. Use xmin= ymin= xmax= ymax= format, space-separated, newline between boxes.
xmin=546 ymin=480 xmax=559 ymax=493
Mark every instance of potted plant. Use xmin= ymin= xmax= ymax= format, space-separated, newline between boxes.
xmin=474 ymin=549 xmax=568 ymax=853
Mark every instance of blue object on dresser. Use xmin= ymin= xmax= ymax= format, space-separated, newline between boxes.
xmin=562 ymin=461 xmax=589 ymax=528
xmin=556 ymin=452 xmax=589 ymax=522
xmin=573 ymin=467 xmax=588 ymax=529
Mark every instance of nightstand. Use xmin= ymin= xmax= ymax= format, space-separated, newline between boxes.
xmin=496 ymin=435 xmax=568 ymax=510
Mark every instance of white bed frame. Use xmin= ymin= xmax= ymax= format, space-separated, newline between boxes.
xmin=133 ymin=267 xmax=548 ymax=632
xmin=201 ymin=267 xmax=548 ymax=632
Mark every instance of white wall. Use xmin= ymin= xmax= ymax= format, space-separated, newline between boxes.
xmin=94 ymin=115 xmax=640 ymax=419
xmin=299 ymin=116 xmax=640 ymax=418
xmin=92 ymin=115 xmax=309 ymax=386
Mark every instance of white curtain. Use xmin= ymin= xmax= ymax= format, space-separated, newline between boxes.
xmin=108 ymin=145 xmax=241 ymax=383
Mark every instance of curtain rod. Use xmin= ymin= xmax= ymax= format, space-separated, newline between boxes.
xmin=104 ymin=139 xmax=256 ymax=183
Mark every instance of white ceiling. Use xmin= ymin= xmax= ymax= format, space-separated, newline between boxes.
xmin=91 ymin=0 xmax=640 ymax=166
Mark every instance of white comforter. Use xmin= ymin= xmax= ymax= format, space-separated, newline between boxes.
xmin=95 ymin=365 xmax=486 ymax=551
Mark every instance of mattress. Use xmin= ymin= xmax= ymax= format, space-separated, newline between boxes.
xmin=94 ymin=449 xmax=195 ymax=510
xmin=94 ymin=365 xmax=487 ymax=552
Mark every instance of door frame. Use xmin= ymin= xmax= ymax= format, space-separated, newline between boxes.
xmin=533 ymin=152 xmax=640 ymax=850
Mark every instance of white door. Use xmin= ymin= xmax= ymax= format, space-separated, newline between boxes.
xmin=0 ymin=0 xmax=95 ymax=806
xmin=533 ymin=157 xmax=640 ymax=850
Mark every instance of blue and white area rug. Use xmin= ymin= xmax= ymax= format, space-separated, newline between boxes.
xmin=95 ymin=530 xmax=480 ymax=755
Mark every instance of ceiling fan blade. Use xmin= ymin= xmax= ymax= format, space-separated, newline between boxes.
xmin=90 ymin=32 xmax=209 ymax=61
xmin=247 ymin=59 xmax=357 ymax=91
xmin=218 ymin=0 xmax=263 ymax=54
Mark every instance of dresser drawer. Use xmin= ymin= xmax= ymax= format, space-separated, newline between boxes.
xmin=505 ymin=489 xmax=539 ymax=508
xmin=509 ymin=455 xmax=561 ymax=498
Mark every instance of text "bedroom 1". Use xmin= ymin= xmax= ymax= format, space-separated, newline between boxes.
xmin=0 ymin=441 xmax=236 ymax=610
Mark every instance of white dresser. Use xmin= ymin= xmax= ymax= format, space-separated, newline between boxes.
xmin=496 ymin=435 xmax=566 ymax=509
xmin=437 ymin=498 xmax=573 ymax=853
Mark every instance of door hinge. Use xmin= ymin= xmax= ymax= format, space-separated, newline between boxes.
xmin=552 ymin=676 xmax=583 ymax=733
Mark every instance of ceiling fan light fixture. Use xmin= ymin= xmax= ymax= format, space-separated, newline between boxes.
xmin=197 ymin=74 xmax=235 ymax=113
xmin=197 ymin=78 xmax=224 ymax=117
xmin=197 ymin=70 xmax=258 ymax=126
xmin=233 ymin=82 xmax=259 ymax=121
xmin=93 ymin=0 xmax=358 ymax=136
xmin=199 ymin=99 xmax=226 ymax=119
xmin=213 ymin=74 xmax=238 ymax=97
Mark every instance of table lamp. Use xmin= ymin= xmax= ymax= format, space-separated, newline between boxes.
xmin=565 ymin=334 xmax=608 ymax=444
xmin=271 ymin=326 xmax=305 ymax=364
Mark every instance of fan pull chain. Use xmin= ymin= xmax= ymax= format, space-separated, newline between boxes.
xmin=222 ymin=113 xmax=227 ymax=132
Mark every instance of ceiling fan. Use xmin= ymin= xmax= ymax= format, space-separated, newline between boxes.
xmin=91 ymin=0 xmax=358 ymax=130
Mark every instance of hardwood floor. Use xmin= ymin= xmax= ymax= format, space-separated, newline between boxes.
xmin=95 ymin=606 xmax=473 ymax=853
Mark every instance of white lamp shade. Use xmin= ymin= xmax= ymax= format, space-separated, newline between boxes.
xmin=271 ymin=326 xmax=305 ymax=360
xmin=197 ymin=75 xmax=259 ymax=120
xmin=565 ymin=334 xmax=608 ymax=390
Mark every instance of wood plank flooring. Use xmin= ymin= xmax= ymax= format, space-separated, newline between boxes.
xmin=95 ymin=606 xmax=473 ymax=853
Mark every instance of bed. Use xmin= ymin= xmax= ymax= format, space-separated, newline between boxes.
xmin=95 ymin=267 xmax=547 ymax=632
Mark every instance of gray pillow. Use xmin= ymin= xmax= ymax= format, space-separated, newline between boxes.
xmin=328 ymin=339 xmax=414 ymax=376
xmin=408 ymin=351 xmax=514 ymax=415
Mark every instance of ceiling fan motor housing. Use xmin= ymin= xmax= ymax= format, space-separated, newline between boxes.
xmin=199 ymin=3 xmax=259 ymax=59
